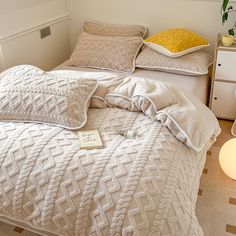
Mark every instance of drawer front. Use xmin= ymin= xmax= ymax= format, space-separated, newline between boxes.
xmin=211 ymin=81 xmax=236 ymax=119
xmin=215 ymin=51 xmax=236 ymax=82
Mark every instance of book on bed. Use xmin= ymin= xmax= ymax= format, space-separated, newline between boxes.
xmin=78 ymin=129 xmax=103 ymax=150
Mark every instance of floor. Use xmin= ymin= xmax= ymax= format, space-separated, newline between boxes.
xmin=0 ymin=119 xmax=235 ymax=236
xmin=0 ymin=222 xmax=39 ymax=236
xmin=196 ymin=119 xmax=236 ymax=236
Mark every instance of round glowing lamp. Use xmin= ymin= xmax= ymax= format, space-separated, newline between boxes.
xmin=219 ymin=138 xmax=236 ymax=180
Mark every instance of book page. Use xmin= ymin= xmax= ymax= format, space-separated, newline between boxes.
xmin=78 ymin=130 xmax=103 ymax=149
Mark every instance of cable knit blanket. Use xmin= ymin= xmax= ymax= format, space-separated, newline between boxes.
xmin=0 ymin=66 xmax=220 ymax=236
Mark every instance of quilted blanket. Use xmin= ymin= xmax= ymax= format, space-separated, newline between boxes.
xmin=0 ymin=66 xmax=220 ymax=236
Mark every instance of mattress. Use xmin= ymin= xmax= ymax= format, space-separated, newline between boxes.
xmin=54 ymin=64 xmax=210 ymax=105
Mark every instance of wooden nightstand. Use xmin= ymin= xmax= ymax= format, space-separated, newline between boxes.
xmin=210 ymin=34 xmax=236 ymax=120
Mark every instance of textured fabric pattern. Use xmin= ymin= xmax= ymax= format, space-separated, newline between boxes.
xmin=136 ymin=46 xmax=213 ymax=76
xmin=0 ymin=107 xmax=206 ymax=236
xmin=83 ymin=20 xmax=147 ymax=38
xmin=66 ymin=32 xmax=143 ymax=73
xmin=0 ymin=65 xmax=98 ymax=129
xmin=144 ymin=28 xmax=209 ymax=57
xmin=89 ymin=75 xmax=220 ymax=152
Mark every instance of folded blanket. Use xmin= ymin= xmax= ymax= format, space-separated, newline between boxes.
xmin=89 ymin=76 xmax=221 ymax=152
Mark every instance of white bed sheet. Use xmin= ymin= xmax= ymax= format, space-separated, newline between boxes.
xmin=54 ymin=64 xmax=210 ymax=105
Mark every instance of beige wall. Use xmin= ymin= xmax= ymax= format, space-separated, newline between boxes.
xmin=0 ymin=0 xmax=67 ymax=37
xmin=0 ymin=21 xmax=70 ymax=71
xmin=0 ymin=0 xmax=71 ymax=71
xmin=67 ymin=0 xmax=235 ymax=53
xmin=0 ymin=0 xmax=52 ymax=14
xmin=1 ymin=0 xmax=235 ymax=71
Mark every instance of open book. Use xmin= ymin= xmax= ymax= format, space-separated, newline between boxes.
xmin=77 ymin=129 xmax=103 ymax=150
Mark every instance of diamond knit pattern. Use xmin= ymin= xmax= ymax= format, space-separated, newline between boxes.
xmin=136 ymin=46 xmax=213 ymax=76
xmin=66 ymin=32 xmax=143 ymax=73
xmin=83 ymin=20 xmax=147 ymax=38
xmin=144 ymin=29 xmax=208 ymax=53
xmin=0 ymin=65 xmax=97 ymax=129
xmin=0 ymin=107 xmax=205 ymax=236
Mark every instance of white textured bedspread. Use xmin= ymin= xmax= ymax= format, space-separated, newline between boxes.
xmin=1 ymin=108 xmax=206 ymax=236
xmin=0 ymin=66 xmax=220 ymax=236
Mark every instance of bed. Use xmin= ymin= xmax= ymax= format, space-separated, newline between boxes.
xmin=0 ymin=64 xmax=219 ymax=236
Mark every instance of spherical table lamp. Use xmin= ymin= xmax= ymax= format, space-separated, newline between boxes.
xmin=219 ymin=138 xmax=236 ymax=180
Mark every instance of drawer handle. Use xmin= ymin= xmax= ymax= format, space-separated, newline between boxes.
xmin=218 ymin=63 xmax=222 ymax=67
xmin=214 ymin=97 xmax=218 ymax=100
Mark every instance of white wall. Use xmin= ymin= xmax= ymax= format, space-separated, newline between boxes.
xmin=0 ymin=21 xmax=70 ymax=71
xmin=0 ymin=0 xmax=67 ymax=37
xmin=1 ymin=0 xmax=235 ymax=71
xmin=0 ymin=0 xmax=71 ymax=71
xmin=0 ymin=0 xmax=52 ymax=15
xmin=67 ymin=0 xmax=236 ymax=53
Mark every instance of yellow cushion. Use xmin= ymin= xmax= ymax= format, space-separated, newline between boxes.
xmin=144 ymin=28 xmax=209 ymax=57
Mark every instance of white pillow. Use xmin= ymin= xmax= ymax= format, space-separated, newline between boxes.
xmin=83 ymin=20 xmax=147 ymax=38
xmin=66 ymin=32 xmax=143 ymax=73
xmin=0 ymin=65 xmax=98 ymax=129
xmin=136 ymin=46 xmax=213 ymax=76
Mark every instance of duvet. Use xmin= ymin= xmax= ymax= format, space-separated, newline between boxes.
xmin=0 ymin=66 xmax=220 ymax=236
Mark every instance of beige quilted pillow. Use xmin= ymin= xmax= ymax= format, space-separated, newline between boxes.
xmin=83 ymin=20 xmax=147 ymax=38
xmin=0 ymin=65 xmax=98 ymax=129
xmin=136 ymin=46 xmax=213 ymax=76
xmin=67 ymin=32 xmax=143 ymax=73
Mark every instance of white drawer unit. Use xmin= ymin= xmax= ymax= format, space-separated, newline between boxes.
xmin=215 ymin=51 xmax=236 ymax=82
xmin=211 ymin=81 xmax=236 ymax=119
xmin=210 ymin=34 xmax=236 ymax=120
